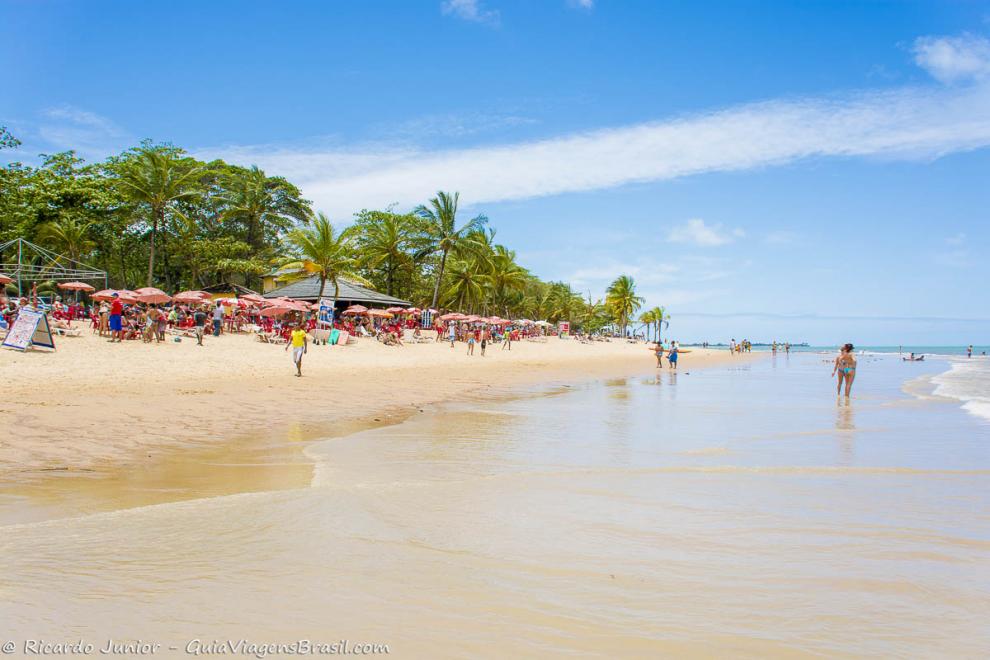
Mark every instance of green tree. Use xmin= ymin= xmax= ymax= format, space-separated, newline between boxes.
xmin=220 ymin=165 xmax=312 ymax=253
xmin=605 ymin=275 xmax=644 ymax=335
xmin=38 ymin=217 xmax=95 ymax=263
xmin=353 ymin=210 xmax=422 ymax=297
xmin=415 ymin=191 xmax=487 ymax=309
xmin=443 ymin=258 xmax=489 ymax=311
xmin=116 ymin=148 xmax=203 ymax=285
xmin=282 ymin=212 xmax=364 ymax=301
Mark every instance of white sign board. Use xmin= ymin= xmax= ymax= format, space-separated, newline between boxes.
xmin=2 ymin=308 xmax=56 ymax=351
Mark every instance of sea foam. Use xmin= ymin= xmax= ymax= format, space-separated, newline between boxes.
xmin=932 ymin=358 xmax=990 ymax=423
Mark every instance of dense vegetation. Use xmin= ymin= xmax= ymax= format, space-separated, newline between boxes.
xmin=0 ymin=127 xmax=658 ymax=331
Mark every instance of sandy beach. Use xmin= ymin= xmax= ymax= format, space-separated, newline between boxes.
xmin=0 ymin=331 xmax=743 ymax=488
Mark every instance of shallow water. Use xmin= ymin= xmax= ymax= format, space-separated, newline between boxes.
xmin=2 ymin=354 xmax=989 ymax=658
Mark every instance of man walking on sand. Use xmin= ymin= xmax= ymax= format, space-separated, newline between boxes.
xmin=193 ymin=305 xmax=207 ymax=346
xmin=286 ymin=320 xmax=308 ymax=377
xmin=212 ymin=302 xmax=224 ymax=337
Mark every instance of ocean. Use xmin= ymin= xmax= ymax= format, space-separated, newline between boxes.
xmin=1 ymin=353 xmax=988 ymax=657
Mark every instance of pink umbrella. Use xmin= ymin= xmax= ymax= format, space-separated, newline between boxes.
xmin=134 ymin=287 xmax=172 ymax=304
xmin=385 ymin=306 xmax=405 ymax=313
xmin=439 ymin=312 xmax=464 ymax=321
xmin=258 ymin=305 xmax=296 ymax=318
xmin=342 ymin=305 xmax=368 ymax=315
xmin=58 ymin=281 xmax=96 ymax=292
xmin=92 ymin=289 xmax=138 ymax=303
xmin=240 ymin=293 xmax=265 ymax=305
xmin=368 ymin=309 xmax=393 ymax=318
xmin=174 ymin=290 xmax=211 ymax=304
xmin=0 ymin=274 xmax=13 ymax=285
xmin=269 ymin=297 xmax=310 ymax=312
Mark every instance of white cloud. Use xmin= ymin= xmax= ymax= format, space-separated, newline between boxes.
xmin=913 ymin=34 xmax=990 ymax=84
xmin=568 ymin=0 xmax=594 ymax=9
xmin=36 ymin=105 xmax=132 ymax=160
xmin=196 ymin=80 xmax=990 ymax=217
xmin=441 ymin=0 xmax=500 ymax=25
xmin=945 ymin=232 xmax=966 ymax=245
xmin=667 ymin=219 xmax=742 ymax=247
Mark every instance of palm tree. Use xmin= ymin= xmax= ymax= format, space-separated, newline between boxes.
xmin=443 ymin=258 xmax=489 ymax=311
xmin=38 ymin=216 xmax=95 ymax=263
xmin=117 ymin=148 xmax=202 ymax=285
xmin=639 ymin=309 xmax=657 ymax=340
xmin=354 ymin=211 xmax=419 ymax=297
xmin=605 ymin=275 xmax=644 ymax=336
xmin=644 ymin=305 xmax=670 ymax=342
xmin=282 ymin=212 xmax=364 ymax=300
xmin=487 ymin=246 xmax=529 ymax=316
xmin=415 ymin=191 xmax=487 ymax=309
xmin=220 ymin=165 xmax=312 ymax=252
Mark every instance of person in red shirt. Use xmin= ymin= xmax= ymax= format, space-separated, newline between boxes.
xmin=108 ymin=293 xmax=124 ymax=343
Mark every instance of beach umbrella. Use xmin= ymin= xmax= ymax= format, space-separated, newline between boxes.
xmin=258 ymin=305 xmax=296 ymax=317
xmin=0 ymin=274 xmax=13 ymax=285
xmin=439 ymin=312 xmax=464 ymax=321
xmin=173 ymin=290 xmax=211 ymax=304
xmin=134 ymin=287 xmax=172 ymax=304
xmin=240 ymin=293 xmax=265 ymax=305
xmin=92 ymin=289 xmax=139 ymax=303
xmin=406 ymin=307 xmax=421 ymax=314
xmin=342 ymin=304 xmax=368 ymax=315
xmin=268 ymin=296 xmax=310 ymax=312
xmin=385 ymin=306 xmax=405 ymax=313
xmin=368 ymin=309 xmax=393 ymax=318
xmin=57 ymin=281 xmax=96 ymax=292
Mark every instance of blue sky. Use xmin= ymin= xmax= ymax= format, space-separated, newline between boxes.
xmin=3 ymin=0 xmax=990 ymax=344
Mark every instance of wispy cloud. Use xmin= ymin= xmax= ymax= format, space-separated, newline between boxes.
xmin=1 ymin=105 xmax=135 ymax=163
xmin=913 ymin=33 xmax=990 ymax=84
xmin=441 ymin=0 xmax=500 ymax=26
xmin=198 ymin=78 xmax=990 ymax=217
xmin=667 ymin=219 xmax=743 ymax=247
xmin=567 ymin=0 xmax=594 ymax=10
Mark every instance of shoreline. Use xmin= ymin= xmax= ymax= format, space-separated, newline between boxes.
xmin=1 ymin=333 xmax=754 ymax=523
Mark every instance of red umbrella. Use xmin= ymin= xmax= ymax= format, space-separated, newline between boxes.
xmin=439 ymin=312 xmax=465 ymax=321
xmin=134 ymin=287 xmax=172 ymax=304
xmin=240 ymin=293 xmax=265 ymax=305
xmin=385 ymin=306 xmax=405 ymax=313
xmin=368 ymin=309 xmax=393 ymax=318
xmin=58 ymin=281 xmax=96 ymax=292
xmin=0 ymin=274 xmax=13 ymax=285
xmin=342 ymin=304 xmax=368 ymax=315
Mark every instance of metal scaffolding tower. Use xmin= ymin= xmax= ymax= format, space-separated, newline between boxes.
xmin=0 ymin=237 xmax=108 ymax=296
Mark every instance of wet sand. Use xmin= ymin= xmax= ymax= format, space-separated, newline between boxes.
xmin=2 ymin=353 xmax=988 ymax=658
xmin=0 ymin=332 xmax=743 ymax=520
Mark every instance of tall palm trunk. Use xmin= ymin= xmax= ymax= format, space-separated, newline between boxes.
xmin=147 ymin=204 xmax=164 ymax=286
xmin=431 ymin=249 xmax=448 ymax=309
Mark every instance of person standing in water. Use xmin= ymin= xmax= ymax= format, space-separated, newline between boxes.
xmin=285 ymin=320 xmax=308 ymax=377
xmin=968 ymin=345 xmax=973 ymax=358
xmin=650 ymin=341 xmax=664 ymax=368
xmin=831 ymin=343 xmax=857 ymax=398
xmin=667 ymin=342 xmax=679 ymax=370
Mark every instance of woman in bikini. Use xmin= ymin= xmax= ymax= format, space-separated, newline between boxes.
xmin=831 ymin=343 xmax=857 ymax=398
